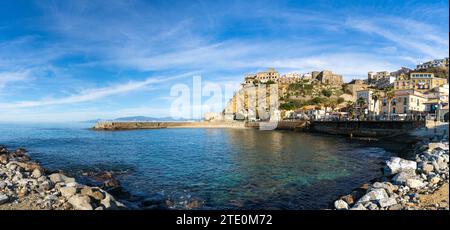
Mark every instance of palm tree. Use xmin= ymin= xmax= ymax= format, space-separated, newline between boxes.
xmin=384 ymin=87 xmax=395 ymax=120
xmin=371 ymin=90 xmax=381 ymax=119
xmin=346 ymin=101 xmax=355 ymax=119
xmin=357 ymin=97 xmax=367 ymax=119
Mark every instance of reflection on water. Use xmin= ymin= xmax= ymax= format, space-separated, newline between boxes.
xmin=0 ymin=123 xmax=394 ymax=209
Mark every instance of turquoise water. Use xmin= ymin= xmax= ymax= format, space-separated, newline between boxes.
xmin=0 ymin=122 xmax=394 ymax=209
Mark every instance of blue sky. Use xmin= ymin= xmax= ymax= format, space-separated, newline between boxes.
xmin=0 ymin=0 xmax=448 ymax=122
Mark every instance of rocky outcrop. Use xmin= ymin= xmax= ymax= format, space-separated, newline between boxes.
xmin=0 ymin=146 xmax=126 ymax=210
xmin=334 ymin=138 xmax=449 ymax=210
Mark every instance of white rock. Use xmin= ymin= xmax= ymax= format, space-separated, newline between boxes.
xmin=59 ymin=186 xmax=77 ymax=199
xmin=334 ymin=200 xmax=349 ymax=210
xmin=428 ymin=142 xmax=448 ymax=152
xmin=358 ymin=188 xmax=389 ymax=203
xmin=68 ymin=194 xmax=93 ymax=210
xmin=406 ymin=179 xmax=425 ymax=189
xmin=430 ymin=176 xmax=440 ymax=184
xmin=384 ymin=157 xmax=417 ymax=176
xmin=0 ymin=194 xmax=9 ymax=204
xmin=31 ymin=168 xmax=42 ymax=178
xmin=48 ymin=173 xmax=75 ymax=184
xmin=392 ymin=170 xmax=417 ymax=185
xmin=100 ymin=192 xmax=125 ymax=210
xmin=379 ymin=197 xmax=397 ymax=208
xmin=350 ymin=203 xmax=367 ymax=210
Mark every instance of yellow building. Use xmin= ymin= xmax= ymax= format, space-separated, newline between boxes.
xmin=395 ymin=72 xmax=448 ymax=91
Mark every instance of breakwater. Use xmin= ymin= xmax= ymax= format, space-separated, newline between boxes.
xmin=93 ymin=120 xmax=424 ymax=138
xmin=93 ymin=121 xmax=247 ymax=130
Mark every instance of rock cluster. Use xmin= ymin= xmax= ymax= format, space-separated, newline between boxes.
xmin=0 ymin=146 xmax=126 ymax=210
xmin=334 ymin=138 xmax=449 ymax=210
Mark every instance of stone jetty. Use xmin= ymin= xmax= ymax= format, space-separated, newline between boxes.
xmin=0 ymin=146 xmax=125 ymax=210
xmin=333 ymin=137 xmax=449 ymax=210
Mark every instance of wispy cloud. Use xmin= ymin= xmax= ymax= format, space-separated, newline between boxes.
xmin=345 ymin=17 xmax=449 ymax=59
xmin=0 ymin=70 xmax=32 ymax=89
xmin=0 ymin=72 xmax=195 ymax=109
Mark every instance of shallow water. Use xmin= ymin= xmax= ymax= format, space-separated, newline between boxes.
xmin=0 ymin=122 xmax=394 ymax=209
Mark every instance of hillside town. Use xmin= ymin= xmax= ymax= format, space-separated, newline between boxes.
xmin=207 ymin=57 xmax=449 ymax=123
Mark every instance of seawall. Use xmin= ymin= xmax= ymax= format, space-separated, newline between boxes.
xmin=310 ymin=120 xmax=426 ymax=138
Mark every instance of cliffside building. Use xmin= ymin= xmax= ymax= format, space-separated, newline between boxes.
xmin=394 ymin=72 xmax=448 ymax=92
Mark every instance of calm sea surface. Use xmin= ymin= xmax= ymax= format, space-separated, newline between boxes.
xmin=0 ymin=122 xmax=396 ymax=209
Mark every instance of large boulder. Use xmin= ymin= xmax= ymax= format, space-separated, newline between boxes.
xmin=371 ymin=182 xmax=398 ymax=195
xmin=418 ymin=162 xmax=434 ymax=174
xmin=384 ymin=157 xmax=417 ymax=176
xmin=405 ymin=179 xmax=425 ymax=189
xmin=0 ymin=194 xmax=9 ymax=205
xmin=48 ymin=173 xmax=75 ymax=184
xmin=68 ymin=194 xmax=93 ymax=210
xmin=357 ymin=188 xmax=389 ymax=203
xmin=428 ymin=142 xmax=448 ymax=152
xmin=349 ymin=203 xmax=367 ymax=210
xmin=334 ymin=200 xmax=349 ymax=210
xmin=392 ymin=170 xmax=418 ymax=185
xmin=378 ymin=197 xmax=397 ymax=208
xmin=59 ymin=186 xmax=77 ymax=199
xmin=100 ymin=191 xmax=126 ymax=210
xmin=0 ymin=154 xmax=8 ymax=164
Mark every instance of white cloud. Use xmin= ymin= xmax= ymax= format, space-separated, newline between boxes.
xmin=345 ymin=17 xmax=449 ymax=59
xmin=0 ymin=72 xmax=195 ymax=109
xmin=0 ymin=70 xmax=31 ymax=88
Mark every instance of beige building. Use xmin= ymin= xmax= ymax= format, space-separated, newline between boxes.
xmin=278 ymin=72 xmax=301 ymax=84
xmin=381 ymin=90 xmax=427 ymax=115
xmin=346 ymin=79 xmax=368 ymax=100
xmin=243 ymin=68 xmax=280 ymax=85
xmin=368 ymin=71 xmax=391 ymax=81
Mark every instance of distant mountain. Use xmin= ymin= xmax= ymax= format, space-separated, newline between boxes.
xmin=82 ymin=116 xmax=192 ymax=123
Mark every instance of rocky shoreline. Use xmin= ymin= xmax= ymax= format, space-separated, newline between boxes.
xmin=333 ymin=136 xmax=449 ymax=210
xmin=0 ymin=146 xmax=126 ymax=210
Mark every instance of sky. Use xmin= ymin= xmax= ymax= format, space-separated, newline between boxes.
xmin=0 ymin=0 xmax=449 ymax=122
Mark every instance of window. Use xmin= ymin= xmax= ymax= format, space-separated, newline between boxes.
xmin=392 ymin=107 xmax=396 ymax=114
xmin=403 ymin=107 xmax=407 ymax=113
xmin=403 ymin=97 xmax=407 ymax=105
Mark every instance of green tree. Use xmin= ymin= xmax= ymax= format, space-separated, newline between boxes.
xmin=384 ymin=87 xmax=395 ymax=119
xmin=321 ymin=89 xmax=332 ymax=98
xmin=357 ymin=97 xmax=366 ymax=118
xmin=371 ymin=90 xmax=382 ymax=117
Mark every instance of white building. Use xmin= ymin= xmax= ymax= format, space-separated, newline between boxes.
xmin=416 ymin=58 xmax=449 ymax=70
xmin=356 ymin=89 xmax=382 ymax=115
